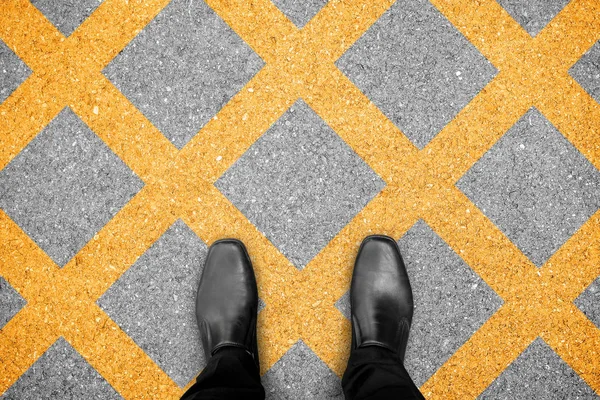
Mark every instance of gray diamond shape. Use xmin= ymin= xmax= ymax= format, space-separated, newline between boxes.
xmin=258 ymin=297 xmax=267 ymax=313
xmin=497 ymin=0 xmax=570 ymax=37
xmin=334 ymin=290 xmax=350 ymax=320
xmin=262 ymin=340 xmax=343 ymax=399
xmin=457 ymin=107 xmax=600 ymax=267
xmin=0 ymin=107 xmax=144 ymax=267
xmin=216 ymin=99 xmax=385 ymax=270
xmin=336 ymin=0 xmax=497 ymax=149
xmin=98 ymin=219 xmax=208 ymax=388
xmin=103 ymin=0 xmax=264 ymax=149
xmin=2 ymin=337 xmax=122 ymax=399
xmin=0 ymin=39 xmax=31 ymax=104
xmin=575 ymin=276 xmax=600 ymax=330
xmin=98 ymin=220 xmax=267 ymax=387
xmin=0 ymin=276 xmax=27 ymax=329
xmin=31 ymin=0 xmax=104 ymax=37
xmin=334 ymin=221 xmax=503 ymax=387
xmin=271 ymin=0 xmax=328 ymax=28
xmin=401 ymin=220 xmax=502 ymax=387
xmin=479 ymin=338 xmax=597 ymax=399
xmin=570 ymin=40 xmax=600 ymax=104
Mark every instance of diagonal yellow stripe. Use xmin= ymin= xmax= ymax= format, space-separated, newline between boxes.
xmin=0 ymin=0 xmax=599 ymax=398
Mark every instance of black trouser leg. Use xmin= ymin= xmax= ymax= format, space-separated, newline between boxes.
xmin=180 ymin=347 xmax=265 ymax=400
xmin=342 ymin=346 xmax=425 ymax=400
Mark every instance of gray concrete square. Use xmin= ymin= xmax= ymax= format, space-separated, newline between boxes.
xmin=2 ymin=1 xmax=598 ymax=397
xmin=262 ymin=340 xmax=343 ymax=400
xmin=31 ymin=0 xmax=104 ymax=37
xmin=0 ymin=276 xmax=26 ymax=329
xmin=497 ymin=0 xmax=570 ymax=37
xmin=0 ymin=39 xmax=31 ymax=105
xmin=575 ymin=276 xmax=600 ymax=330
xmin=334 ymin=220 xmax=503 ymax=387
xmin=103 ymin=0 xmax=264 ymax=149
xmin=336 ymin=0 xmax=497 ymax=148
xmin=0 ymin=107 xmax=144 ymax=267
xmin=570 ymin=40 xmax=600 ymax=104
xmin=271 ymin=0 xmax=328 ymax=28
xmin=98 ymin=219 xmax=208 ymax=388
xmin=334 ymin=290 xmax=350 ymax=320
xmin=400 ymin=220 xmax=503 ymax=387
xmin=216 ymin=99 xmax=385 ymax=269
xmin=1 ymin=337 xmax=122 ymax=399
xmin=457 ymin=107 xmax=600 ymax=267
xmin=479 ymin=337 xmax=597 ymax=399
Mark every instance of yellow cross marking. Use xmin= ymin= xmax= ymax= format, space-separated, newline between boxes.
xmin=0 ymin=0 xmax=599 ymax=398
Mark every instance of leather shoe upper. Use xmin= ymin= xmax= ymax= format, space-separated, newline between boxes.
xmin=350 ymin=235 xmax=414 ymax=361
xmin=196 ymin=239 xmax=259 ymax=366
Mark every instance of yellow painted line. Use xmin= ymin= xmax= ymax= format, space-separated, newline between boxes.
xmin=545 ymin=305 xmax=600 ymax=391
xmin=204 ymin=0 xmax=298 ymax=64
xmin=66 ymin=303 xmax=182 ymax=399
xmin=298 ymin=0 xmax=600 ymax=397
xmin=71 ymin=76 xmax=179 ymax=183
xmin=423 ymin=71 xmax=532 ymax=184
xmin=68 ymin=0 xmax=173 ymax=69
xmin=0 ymin=0 xmax=63 ymax=68
xmin=420 ymin=303 xmax=539 ymax=398
xmin=0 ymin=74 xmax=69 ymax=170
xmin=539 ymin=75 xmax=600 ymax=171
xmin=541 ymin=210 xmax=600 ymax=301
xmin=0 ymin=212 xmax=59 ymax=391
xmin=305 ymin=66 xmax=417 ymax=181
xmin=0 ymin=305 xmax=59 ymax=392
xmin=59 ymin=186 xmax=178 ymax=298
xmin=0 ymin=0 xmax=598 ymax=398
xmin=180 ymin=63 xmax=298 ymax=182
xmin=0 ymin=211 xmax=60 ymax=298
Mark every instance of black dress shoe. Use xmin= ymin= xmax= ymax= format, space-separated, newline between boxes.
xmin=350 ymin=235 xmax=414 ymax=362
xmin=196 ymin=239 xmax=259 ymax=367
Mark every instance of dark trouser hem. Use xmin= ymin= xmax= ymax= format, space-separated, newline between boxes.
xmin=180 ymin=347 xmax=265 ymax=400
xmin=180 ymin=345 xmax=424 ymax=400
xmin=342 ymin=346 xmax=425 ymax=400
